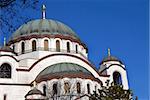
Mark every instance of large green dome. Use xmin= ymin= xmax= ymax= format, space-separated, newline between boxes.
xmin=11 ymin=19 xmax=79 ymax=40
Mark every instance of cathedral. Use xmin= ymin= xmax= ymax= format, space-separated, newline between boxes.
xmin=0 ymin=5 xmax=129 ymax=100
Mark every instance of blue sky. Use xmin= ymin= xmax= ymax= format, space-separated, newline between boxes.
xmin=0 ymin=0 xmax=149 ymax=99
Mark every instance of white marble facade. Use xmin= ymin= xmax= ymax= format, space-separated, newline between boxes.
xmin=0 ymin=5 xmax=129 ymax=100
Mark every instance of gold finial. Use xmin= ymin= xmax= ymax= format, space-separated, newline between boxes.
xmin=4 ymin=37 xmax=6 ymax=46
xmin=108 ymin=48 xmax=111 ymax=56
xmin=33 ymin=81 xmax=37 ymax=87
xmin=42 ymin=4 xmax=46 ymax=19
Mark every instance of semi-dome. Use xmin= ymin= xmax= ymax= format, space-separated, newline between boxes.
xmin=11 ymin=19 xmax=80 ymax=40
xmin=37 ymin=63 xmax=92 ymax=76
xmin=36 ymin=63 xmax=94 ymax=82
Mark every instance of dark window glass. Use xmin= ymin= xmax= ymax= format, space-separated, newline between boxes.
xmin=67 ymin=42 xmax=70 ymax=52
xmin=0 ymin=63 xmax=11 ymax=78
xmin=56 ymin=40 xmax=60 ymax=52
xmin=75 ymin=45 xmax=78 ymax=53
xmin=21 ymin=42 xmax=25 ymax=54
xmin=113 ymin=72 xmax=122 ymax=85
xmin=87 ymin=84 xmax=90 ymax=94
xmin=32 ymin=40 xmax=36 ymax=51
xmin=53 ymin=83 xmax=57 ymax=95
xmin=77 ymin=82 xmax=81 ymax=94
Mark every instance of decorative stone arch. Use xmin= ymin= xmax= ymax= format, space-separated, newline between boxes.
xmin=28 ymin=54 xmax=101 ymax=83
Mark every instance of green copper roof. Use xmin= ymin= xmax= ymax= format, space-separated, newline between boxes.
xmin=37 ymin=63 xmax=92 ymax=78
xmin=11 ymin=19 xmax=80 ymax=40
xmin=25 ymin=87 xmax=43 ymax=98
xmin=100 ymin=56 xmax=122 ymax=64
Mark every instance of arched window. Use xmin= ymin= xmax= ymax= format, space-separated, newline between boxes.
xmin=53 ymin=83 xmax=57 ymax=95
xmin=44 ymin=39 xmax=49 ymax=51
xmin=75 ymin=44 xmax=78 ymax=53
xmin=21 ymin=42 xmax=25 ymax=54
xmin=113 ymin=72 xmax=122 ymax=85
xmin=32 ymin=40 xmax=36 ymax=51
xmin=87 ymin=84 xmax=90 ymax=94
xmin=56 ymin=40 xmax=60 ymax=52
xmin=43 ymin=85 xmax=46 ymax=96
xmin=77 ymin=82 xmax=81 ymax=94
xmin=64 ymin=82 xmax=70 ymax=94
xmin=67 ymin=42 xmax=70 ymax=53
xmin=0 ymin=63 xmax=11 ymax=78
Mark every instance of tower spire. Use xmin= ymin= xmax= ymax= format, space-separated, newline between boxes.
xmin=4 ymin=37 xmax=6 ymax=46
xmin=108 ymin=48 xmax=111 ymax=56
xmin=42 ymin=4 xmax=46 ymax=19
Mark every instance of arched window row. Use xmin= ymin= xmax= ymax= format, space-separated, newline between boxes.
xmin=18 ymin=39 xmax=87 ymax=55
xmin=42 ymin=82 xmax=91 ymax=95
xmin=0 ymin=63 xmax=11 ymax=78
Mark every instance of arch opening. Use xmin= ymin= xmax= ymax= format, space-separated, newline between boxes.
xmin=67 ymin=42 xmax=70 ymax=53
xmin=56 ymin=40 xmax=60 ymax=52
xmin=53 ymin=83 xmax=58 ymax=95
xmin=113 ymin=71 xmax=122 ymax=85
xmin=77 ymin=82 xmax=81 ymax=94
xmin=44 ymin=39 xmax=49 ymax=51
xmin=21 ymin=42 xmax=25 ymax=54
xmin=87 ymin=84 xmax=90 ymax=94
xmin=32 ymin=40 xmax=37 ymax=51
xmin=0 ymin=63 xmax=11 ymax=78
xmin=75 ymin=45 xmax=78 ymax=53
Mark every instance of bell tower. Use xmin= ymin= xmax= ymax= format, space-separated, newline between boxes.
xmin=99 ymin=48 xmax=129 ymax=89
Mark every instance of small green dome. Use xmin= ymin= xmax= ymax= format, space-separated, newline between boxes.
xmin=101 ymin=56 xmax=122 ymax=64
xmin=11 ymin=19 xmax=79 ymax=40
xmin=25 ymin=87 xmax=43 ymax=98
